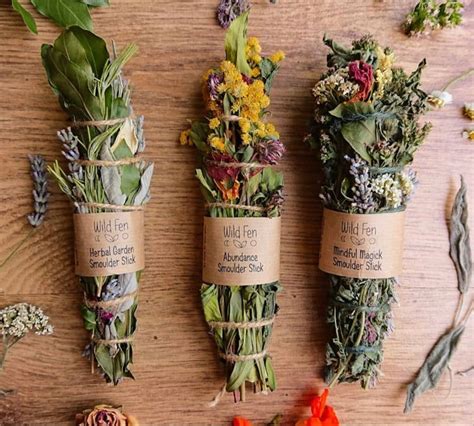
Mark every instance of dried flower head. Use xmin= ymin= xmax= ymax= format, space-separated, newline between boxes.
xmin=464 ymin=102 xmax=474 ymax=120
xmin=427 ymin=90 xmax=453 ymax=108
xmin=462 ymin=129 xmax=474 ymax=141
xmin=27 ymin=155 xmax=50 ymax=228
xmin=217 ymin=0 xmax=250 ymax=29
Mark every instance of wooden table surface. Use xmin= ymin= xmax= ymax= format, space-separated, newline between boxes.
xmin=0 ymin=1 xmax=473 ymax=425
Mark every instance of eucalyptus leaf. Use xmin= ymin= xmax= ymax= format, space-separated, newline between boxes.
xmin=404 ymin=324 xmax=465 ymax=413
xmin=449 ymin=176 xmax=472 ymax=294
xmin=31 ymin=0 xmax=93 ymax=31
xmin=11 ymin=0 xmax=37 ymax=34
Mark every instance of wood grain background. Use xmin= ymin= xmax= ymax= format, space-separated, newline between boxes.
xmin=0 ymin=1 xmax=473 ymax=425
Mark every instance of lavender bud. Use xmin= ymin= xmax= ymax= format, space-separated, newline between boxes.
xmin=27 ymin=155 xmax=50 ymax=228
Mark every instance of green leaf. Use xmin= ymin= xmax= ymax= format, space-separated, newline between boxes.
xmin=449 ymin=176 xmax=471 ymax=294
xmin=224 ymin=11 xmax=251 ymax=76
xmin=404 ymin=324 xmax=465 ymax=413
xmin=80 ymin=305 xmax=96 ymax=331
xmin=196 ymin=169 xmax=217 ymax=198
xmin=120 ymin=165 xmax=141 ymax=197
xmin=12 ymin=0 xmax=37 ymax=34
xmin=262 ymin=168 xmax=283 ymax=192
xmin=31 ymin=0 xmax=93 ymax=30
xmin=341 ymin=119 xmax=375 ymax=163
xmin=80 ymin=0 xmax=108 ymax=6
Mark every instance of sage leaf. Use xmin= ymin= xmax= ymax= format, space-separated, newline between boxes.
xmin=404 ymin=324 xmax=465 ymax=413
xmin=133 ymin=163 xmax=154 ymax=205
xmin=31 ymin=0 xmax=93 ymax=31
xmin=225 ymin=11 xmax=252 ymax=76
xmin=11 ymin=0 xmax=37 ymax=34
xmin=449 ymin=176 xmax=472 ymax=294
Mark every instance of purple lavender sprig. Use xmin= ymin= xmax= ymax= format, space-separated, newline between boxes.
xmin=27 ymin=155 xmax=50 ymax=228
xmin=216 ymin=0 xmax=250 ymax=29
xmin=345 ymin=155 xmax=375 ymax=213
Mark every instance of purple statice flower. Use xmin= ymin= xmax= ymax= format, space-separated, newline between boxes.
xmin=27 ymin=155 xmax=50 ymax=228
xmin=207 ymin=73 xmax=223 ymax=101
xmin=257 ymin=139 xmax=285 ymax=165
xmin=216 ymin=0 xmax=250 ymax=29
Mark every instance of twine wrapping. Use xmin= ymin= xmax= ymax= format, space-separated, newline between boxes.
xmin=92 ymin=336 xmax=134 ymax=345
xmin=205 ymin=160 xmax=269 ymax=170
xmin=84 ymin=290 xmax=138 ymax=309
xmin=205 ymin=202 xmax=266 ymax=212
xmin=76 ymin=202 xmax=145 ymax=211
xmin=71 ymin=117 xmax=131 ymax=128
xmin=218 ymin=349 xmax=267 ymax=363
xmin=74 ymin=156 xmax=145 ymax=167
xmin=208 ymin=316 xmax=275 ymax=330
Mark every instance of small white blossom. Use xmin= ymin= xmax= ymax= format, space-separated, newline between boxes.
xmin=464 ymin=102 xmax=474 ymax=120
xmin=427 ymin=90 xmax=453 ymax=108
xmin=1 ymin=303 xmax=53 ymax=340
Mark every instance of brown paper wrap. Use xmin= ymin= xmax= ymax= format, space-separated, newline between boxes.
xmin=203 ymin=217 xmax=281 ymax=286
xmin=74 ymin=211 xmax=145 ymax=277
xmin=319 ymin=208 xmax=405 ymax=279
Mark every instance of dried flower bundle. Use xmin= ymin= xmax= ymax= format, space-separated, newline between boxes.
xmin=181 ymin=12 xmax=285 ymax=403
xmin=76 ymin=404 xmax=138 ymax=426
xmin=42 ymin=27 xmax=153 ymax=385
xmin=0 ymin=303 xmax=53 ymax=369
xmin=306 ymin=35 xmax=431 ymax=388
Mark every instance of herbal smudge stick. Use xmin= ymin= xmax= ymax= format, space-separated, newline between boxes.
xmin=306 ymin=35 xmax=431 ymax=388
xmin=181 ymin=12 xmax=285 ymax=404
xmin=42 ymin=27 xmax=153 ymax=385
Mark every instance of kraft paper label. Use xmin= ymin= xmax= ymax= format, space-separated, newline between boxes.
xmin=319 ymin=208 xmax=405 ymax=279
xmin=203 ymin=217 xmax=281 ymax=286
xmin=74 ymin=211 xmax=145 ymax=277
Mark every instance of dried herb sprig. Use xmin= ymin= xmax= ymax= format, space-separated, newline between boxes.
xmin=404 ymin=176 xmax=472 ymax=413
xmin=403 ymin=0 xmax=464 ymax=36
xmin=306 ymin=35 xmax=431 ymax=388
xmin=0 ymin=303 xmax=53 ymax=369
xmin=217 ymin=0 xmax=250 ymax=29
xmin=42 ymin=27 xmax=153 ymax=385
xmin=0 ymin=155 xmax=49 ymax=269
xmin=181 ymin=12 xmax=284 ymax=403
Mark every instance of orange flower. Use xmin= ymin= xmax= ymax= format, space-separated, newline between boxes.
xmin=217 ymin=180 xmax=240 ymax=201
xmin=296 ymin=389 xmax=339 ymax=426
xmin=233 ymin=416 xmax=252 ymax=426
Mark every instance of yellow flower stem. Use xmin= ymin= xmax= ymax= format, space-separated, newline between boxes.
xmin=443 ymin=68 xmax=474 ymax=91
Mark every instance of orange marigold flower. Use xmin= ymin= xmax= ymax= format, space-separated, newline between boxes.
xmin=233 ymin=416 xmax=252 ymax=426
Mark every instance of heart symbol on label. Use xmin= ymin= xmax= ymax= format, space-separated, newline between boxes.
xmin=350 ymin=236 xmax=365 ymax=246
xmin=233 ymin=240 xmax=247 ymax=249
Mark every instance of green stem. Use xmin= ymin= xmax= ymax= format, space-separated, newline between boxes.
xmin=443 ymin=68 xmax=474 ymax=91
xmin=0 ymin=228 xmax=35 ymax=269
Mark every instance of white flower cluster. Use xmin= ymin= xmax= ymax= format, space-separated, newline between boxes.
xmin=372 ymin=170 xmax=416 ymax=209
xmin=312 ymin=67 xmax=359 ymax=105
xmin=1 ymin=303 xmax=53 ymax=339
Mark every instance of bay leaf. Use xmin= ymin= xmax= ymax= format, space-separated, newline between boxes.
xmin=31 ymin=0 xmax=93 ymax=30
xmin=80 ymin=0 xmax=108 ymax=6
xmin=404 ymin=324 xmax=465 ymax=413
xmin=341 ymin=119 xmax=375 ymax=163
xmin=12 ymin=0 xmax=37 ymax=34
xmin=449 ymin=176 xmax=472 ymax=294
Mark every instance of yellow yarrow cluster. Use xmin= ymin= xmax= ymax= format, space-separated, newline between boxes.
xmin=374 ymin=46 xmax=394 ymax=100
xmin=270 ymin=50 xmax=285 ymax=63
xmin=218 ymin=61 xmax=248 ymax=98
xmin=209 ymin=136 xmax=226 ymax=152
xmin=246 ymin=37 xmax=262 ymax=64
xmin=179 ymin=130 xmax=192 ymax=146
xmin=209 ymin=117 xmax=220 ymax=129
xmin=238 ymin=118 xmax=280 ymax=146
